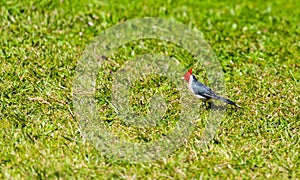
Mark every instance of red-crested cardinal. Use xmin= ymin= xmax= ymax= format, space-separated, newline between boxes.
xmin=183 ymin=68 xmax=236 ymax=106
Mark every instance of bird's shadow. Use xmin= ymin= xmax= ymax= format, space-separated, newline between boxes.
xmin=205 ymin=102 xmax=227 ymax=111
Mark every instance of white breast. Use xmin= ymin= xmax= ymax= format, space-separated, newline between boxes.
xmin=188 ymin=75 xmax=207 ymax=100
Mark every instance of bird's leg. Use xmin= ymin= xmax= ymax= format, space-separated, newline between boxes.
xmin=207 ymin=101 xmax=213 ymax=109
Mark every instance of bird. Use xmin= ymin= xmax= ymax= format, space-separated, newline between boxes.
xmin=182 ymin=68 xmax=237 ymax=106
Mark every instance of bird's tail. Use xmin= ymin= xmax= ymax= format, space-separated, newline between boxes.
xmin=218 ymin=96 xmax=236 ymax=106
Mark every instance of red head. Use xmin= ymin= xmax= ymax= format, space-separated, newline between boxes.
xmin=183 ymin=68 xmax=193 ymax=81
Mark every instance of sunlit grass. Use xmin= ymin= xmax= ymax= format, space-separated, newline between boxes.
xmin=0 ymin=0 xmax=299 ymax=178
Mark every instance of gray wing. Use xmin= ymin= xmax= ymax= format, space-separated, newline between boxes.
xmin=192 ymin=80 xmax=236 ymax=105
xmin=191 ymin=81 xmax=219 ymax=99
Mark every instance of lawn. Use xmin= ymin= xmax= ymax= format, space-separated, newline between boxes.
xmin=0 ymin=0 xmax=299 ymax=179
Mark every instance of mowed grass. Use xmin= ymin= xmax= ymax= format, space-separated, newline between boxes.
xmin=0 ymin=0 xmax=299 ymax=179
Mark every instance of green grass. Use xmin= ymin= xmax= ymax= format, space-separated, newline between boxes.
xmin=1 ymin=0 xmax=299 ymax=179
